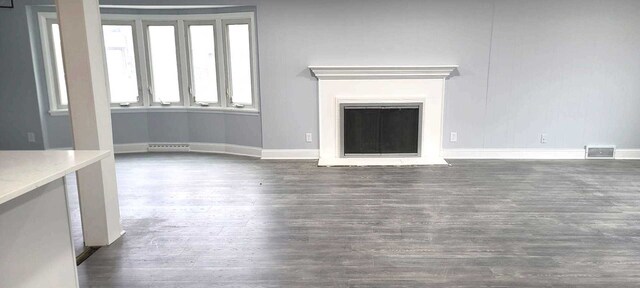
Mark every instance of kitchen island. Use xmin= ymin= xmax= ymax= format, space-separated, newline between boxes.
xmin=0 ymin=150 xmax=109 ymax=288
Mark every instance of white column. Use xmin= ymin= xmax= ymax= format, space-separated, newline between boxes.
xmin=55 ymin=0 xmax=123 ymax=246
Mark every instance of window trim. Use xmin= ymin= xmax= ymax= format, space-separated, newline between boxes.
xmin=184 ymin=21 xmax=222 ymax=108
xmin=222 ymin=18 xmax=259 ymax=110
xmin=38 ymin=11 xmax=259 ymax=114
xmin=49 ymin=106 xmax=259 ymax=116
xmin=143 ymin=21 xmax=185 ymax=106
xmin=39 ymin=16 xmax=68 ymax=111
xmin=102 ymin=20 xmax=144 ymax=108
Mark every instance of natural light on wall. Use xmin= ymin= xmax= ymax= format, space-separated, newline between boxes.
xmin=227 ymin=24 xmax=252 ymax=106
xmin=148 ymin=25 xmax=180 ymax=104
xmin=51 ymin=24 xmax=68 ymax=106
xmin=189 ymin=25 xmax=218 ymax=104
xmin=103 ymin=25 xmax=139 ymax=104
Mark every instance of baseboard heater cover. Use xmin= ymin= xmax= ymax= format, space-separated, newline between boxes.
xmin=585 ymin=145 xmax=615 ymax=159
xmin=147 ymin=143 xmax=191 ymax=152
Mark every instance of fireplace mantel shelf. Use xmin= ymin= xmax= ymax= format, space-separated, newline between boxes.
xmin=309 ymin=65 xmax=459 ymax=80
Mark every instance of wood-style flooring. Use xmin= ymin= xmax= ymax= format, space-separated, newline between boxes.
xmin=69 ymin=153 xmax=640 ymax=287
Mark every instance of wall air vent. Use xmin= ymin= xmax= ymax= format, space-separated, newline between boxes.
xmin=148 ymin=143 xmax=190 ymax=152
xmin=585 ymin=145 xmax=615 ymax=159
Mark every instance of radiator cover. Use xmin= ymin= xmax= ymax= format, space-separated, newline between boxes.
xmin=147 ymin=143 xmax=190 ymax=152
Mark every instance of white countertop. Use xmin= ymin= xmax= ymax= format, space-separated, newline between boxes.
xmin=0 ymin=150 xmax=109 ymax=205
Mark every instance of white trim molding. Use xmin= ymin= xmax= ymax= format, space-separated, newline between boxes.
xmin=443 ymin=148 xmax=640 ymax=160
xmin=615 ymin=149 xmax=640 ymax=160
xmin=444 ymin=149 xmax=586 ymax=160
xmin=52 ymin=146 xmax=640 ymax=161
xmin=72 ymin=145 xmax=319 ymax=160
xmin=110 ymin=142 xmax=261 ymax=157
xmin=49 ymin=106 xmax=260 ymax=116
xmin=261 ymin=149 xmax=319 ymax=160
xmin=309 ymin=66 xmax=458 ymax=80
xmin=113 ymin=143 xmax=149 ymax=154
xmin=190 ymin=143 xmax=262 ymax=158
xmin=258 ymin=148 xmax=640 ymax=161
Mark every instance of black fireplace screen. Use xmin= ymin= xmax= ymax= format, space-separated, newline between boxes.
xmin=343 ymin=105 xmax=420 ymax=155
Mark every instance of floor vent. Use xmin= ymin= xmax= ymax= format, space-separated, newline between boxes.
xmin=148 ymin=143 xmax=190 ymax=152
xmin=585 ymin=145 xmax=615 ymax=159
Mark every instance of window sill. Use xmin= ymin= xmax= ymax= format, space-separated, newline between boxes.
xmin=48 ymin=106 xmax=260 ymax=116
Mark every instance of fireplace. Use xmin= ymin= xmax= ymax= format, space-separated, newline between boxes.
xmin=309 ymin=66 xmax=458 ymax=166
xmin=342 ymin=104 xmax=421 ymax=156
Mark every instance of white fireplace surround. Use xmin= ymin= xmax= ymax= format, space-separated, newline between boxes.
xmin=310 ymin=66 xmax=459 ymax=166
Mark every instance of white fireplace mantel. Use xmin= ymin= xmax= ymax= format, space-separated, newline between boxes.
xmin=309 ymin=66 xmax=458 ymax=80
xmin=310 ymin=65 xmax=458 ymax=167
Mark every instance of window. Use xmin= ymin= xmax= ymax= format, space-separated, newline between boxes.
xmin=102 ymin=24 xmax=141 ymax=106
xmin=39 ymin=12 xmax=258 ymax=113
xmin=146 ymin=24 xmax=181 ymax=105
xmin=187 ymin=24 xmax=219 ymax=105
xmin=224 ymin=22 xmax=254 ymax=107
xmin=50 ymin=23 xmax=69 ymax=107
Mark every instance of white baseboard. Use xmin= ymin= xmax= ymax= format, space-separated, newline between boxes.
xmin=443 ymin=148 xmax=640 ymax=160
xmin=48 ymin=146 xmax=640 ymax=160
xmin=261 ymin=149 xmax=319 ymax=160
xmin=615 ymin=149 xmax=640 ymax=160
xmin=442 ymin=149 xmax=586 ymax=160
xmin=261 ymin=148 xmax=640 ymax=161
xmin=189 ymin=142 xmax=262 ymax=158
xmin=111 ymin=142 xmax=261 ymax=158
xmin=114 ymin=143 xmax=148 ymax=154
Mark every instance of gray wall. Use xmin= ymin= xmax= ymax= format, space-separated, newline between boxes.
xmin=46 ymin=112 xmax=262 ymax=148
xmin=2 ymin=0 xmax=640 ymax=151
xmin=481 ymin=0 xmax=640 ymax=149
xmin=256 ymin=0 xmax=640 ymax=150
xmin=0 ymin=4 xmax=46 ymax=149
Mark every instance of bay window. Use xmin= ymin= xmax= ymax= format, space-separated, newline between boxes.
xmin=39 ymin=12 xmax=258 ymax=114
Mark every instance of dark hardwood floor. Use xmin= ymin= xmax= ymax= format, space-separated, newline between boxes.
xmin=68 ymin=153 xmax=640 ymax=287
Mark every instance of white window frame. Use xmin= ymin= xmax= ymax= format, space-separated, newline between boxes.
xmin=222 ymin=18 xmax=259 ymax=110
xmin=143 ymin=20 xmax=185 ymax=106
xmin=38 ymin=11 xmax=259 ymax=114
xmin=39 ymin=14 xmax=68 ymax=112
xmin=102 ymin=20 xmax=144 ymax=108
xmin=184 ymin=20 xmax=222 ymax=108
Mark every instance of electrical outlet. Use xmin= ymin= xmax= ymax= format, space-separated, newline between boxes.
xmin=27 ymin=132 xmax=36 ymax=143
xmin=305 ymin=133 xmax=313 ymax=143
xmin=540 ymin=133 xmax=548 ymax=144
xmin=450 ymin=132 xmax=458 ymax=142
